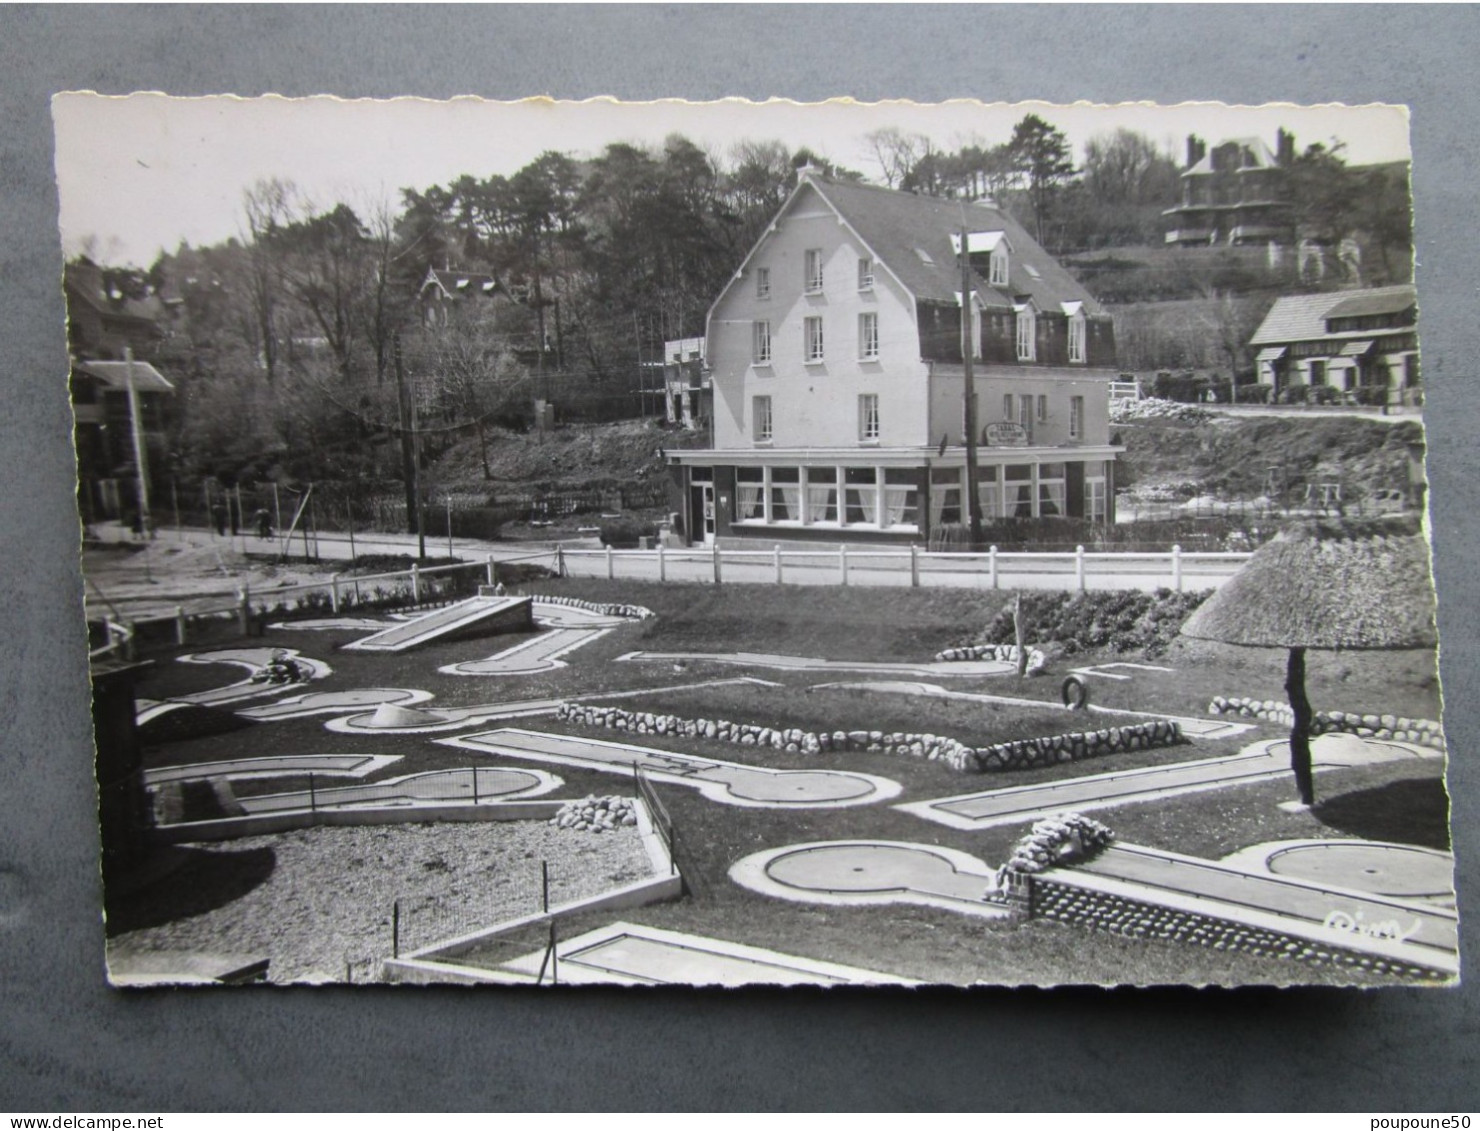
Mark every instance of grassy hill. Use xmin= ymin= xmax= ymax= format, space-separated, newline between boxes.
xmin=1116 ymin=412 xmax=1425 ymax=503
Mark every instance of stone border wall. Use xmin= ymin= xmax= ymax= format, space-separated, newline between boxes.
xmin=1209 ymin=696 xmax=1445 ymax=750
xmin=934 ymin=643 xmax=1047 ymax=674
xmin=536 ymin=594 xmax=654 ymax=620
xmin=997 ymin=871 xmax=1447 ymax=981
xmin=554 ymin=703 xmax=1184 ymax=774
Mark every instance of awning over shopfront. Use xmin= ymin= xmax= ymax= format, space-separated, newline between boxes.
xmin=1255 ymin=346 xmax=1288 ymax=363
xmin=1339 ymin=340 xmax=1375 ymax=357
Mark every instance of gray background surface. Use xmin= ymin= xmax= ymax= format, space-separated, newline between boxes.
xmin=2 ymin=5 xmax=1477 ymax=1112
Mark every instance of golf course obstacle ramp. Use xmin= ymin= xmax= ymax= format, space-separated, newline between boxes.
xmin=342 ymin=596 xmax=534 ymax=653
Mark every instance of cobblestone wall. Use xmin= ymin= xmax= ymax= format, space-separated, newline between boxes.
xmin=1209 ymin=696 xmax=1445 ymax=750
xmin=999 ymin=871 xmax=1446 ymax=981
xmin=555 ymin=703 xmax=1183 ymax=773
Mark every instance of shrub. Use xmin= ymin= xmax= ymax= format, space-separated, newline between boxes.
xmin=1235 ymin=383 xmax=1273 ymax=404
xmin=979 ymin=588 xmax=1212 ymax=658
xmin=599 ymin=518 xmax=658 ymax=548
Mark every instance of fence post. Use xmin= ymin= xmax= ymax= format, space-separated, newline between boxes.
xmin=839 ymin=545 xmax=849 ymax=586
xmin=330 ymin=574 xmax=341 ymax=614
xmin=910 ymin=544 xmax=920 ymax=588
xmin=606 ymin=544 xmax=614 ymax=580
xmin=174 ymin=605 xmax=186 ymax=646
xmin=774 ymin=544 xmax=783 ymax=585
xmin=1075 ymin=545 xmax=1086 ymax=592
xmin=542 ymin=860 xmax=550 ymax=914
xmin=1172 ymin=544 xmax=1183 ymax=592
xmin=989 ymin=546 xmax=999 ymax=590
xmin=657 ymin=542 xmax=666 ymax=583
xmin=308 ymin=772 xmax=317 ymax=816
xmin=472 ymin=766 xmax=479 ymax=805
xmin=237 ymin=587 xmax=250 ymax=636
xmin=393 ymin=899 xmax=400 ymax=958
xmin=556 ymin=545 xmax=566 ymax=578
xmin=486 ymin=555 xmax=495 ymax=586
xmin=411 ymin=562 xmax=421 ymax=604
xmin=712 ymin=545 xmax=721 ymax=585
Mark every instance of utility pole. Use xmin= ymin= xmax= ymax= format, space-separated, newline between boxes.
xmin=394 ymin=330 xmax=419 ymax=540
xmin=960 ymin=229 xmax=984 ymax=547
xmin=123 ymin=347 xmax=152 ymax=534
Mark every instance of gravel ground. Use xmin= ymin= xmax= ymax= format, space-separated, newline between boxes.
xmin=107 ymin=820 xmax=654 ymax=984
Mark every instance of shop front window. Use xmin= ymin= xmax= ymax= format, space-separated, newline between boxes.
xmin=806 ymin=466 xmax=838 ymax=523
xmin=736 ymin=467 xmax=765 ymax=521
xmin=770 ymin=467 xmax=801 ymax=522
xmin=883 ymin=469 xmax=919 ymax=529
xmin=844 ymin=466 xmax=878 ymax=525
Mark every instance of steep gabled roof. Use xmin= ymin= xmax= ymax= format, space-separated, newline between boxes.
xmin=811 ymin=177 xmax=1104 ymax=315
xmin=421 ymin=267 xmax=500 ymax=300
xmin=707 ymin=174 xmax=1103 ymax=324
xmin=1250 ymin=285 xmax=1418 ymax=345
xmin=74 ymin=359 xmax=175 ymax=394
xmin=1185 ymin=136 xmax=1279 ymax=177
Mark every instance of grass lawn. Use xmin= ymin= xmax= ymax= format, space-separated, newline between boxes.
xmin=116 ymin=574 xmax=1451 ymax=986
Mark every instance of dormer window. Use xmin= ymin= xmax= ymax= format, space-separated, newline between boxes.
xmin=1014 ymin=303 xmax=1036 ymax=362
xmin=951 ymin=231 xmax=1010 ymax=287
xmin=857 ymin=257 xmax=875 ymax=290
xmin=989 ymin=247 xmax=1009 ymax=286
xmin=1063 ymin=301 xmax=1086 ymax=364
xmin=804 ymin=249 xmax=824 ymax=294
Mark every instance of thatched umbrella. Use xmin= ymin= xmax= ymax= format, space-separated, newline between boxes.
xmin=1181 ymin=517 xmax=1437 ymax=805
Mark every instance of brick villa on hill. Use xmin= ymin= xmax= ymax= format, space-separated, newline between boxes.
xmin=665 ymin=169 xmax=1122 ymax=547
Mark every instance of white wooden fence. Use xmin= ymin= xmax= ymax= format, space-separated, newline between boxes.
xmin=554 ymin=543 xmax=1250 ymax=593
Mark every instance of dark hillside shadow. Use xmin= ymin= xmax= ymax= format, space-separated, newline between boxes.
xmin=104 ymin=844 xmax=277 ymax=935
xmin=1313 ymin=776 xmax=1450 ymax=850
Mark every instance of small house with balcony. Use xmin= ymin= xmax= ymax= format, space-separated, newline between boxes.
xmin=666 ymin=170 xmax=1121 ymax=547
xmin=1249 ymin=284 xmax=1419 ymax=403
xmin=1164 ymin=132 xmax=1295 ymax=248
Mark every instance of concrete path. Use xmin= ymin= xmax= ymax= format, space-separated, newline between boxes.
xmin=1219 ymin=840 xmax=1455 ymax=905
xmin=1067 ymin=842 xmax=1457 ymax=975
xmin=730 ymin=841 xmax=1010 ymax=919
xmin=616 ymin=651 xmax=1016 ymax=677
xmin=897 ymin=733 xmax=1441 ymax=831
xmin=812 ymin=679 xmax=1256 ymax=740
xmin=440 ymin=727 xmax=902 ymax=809
xmin=730 ymin=836 xmax=1456 ymax=976
xmin=322 ymin=677 xmax=779 ymax=735
xmin=441 ymin=627 xmax=611 ymax=676
xmin=235 ymin=766 xmax=561 ymax=815
xmin=165 ymin=648 xmax=331 ymax=708
xmin=143 ymin=753 xmax=400 ymax=785
xmin=267 ymin=616 xmax=391 ymax=631
xmin=238 ymin=687 xmax=435 ymax=721
xmin=493 ymin=922 xmax=916 ymax=987
xmin=1070 ymin=662 xmax=1175 ymax=681
xmin=342 ymin=595 xmax=530 ymax=652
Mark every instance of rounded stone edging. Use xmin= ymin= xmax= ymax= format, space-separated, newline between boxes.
xmin=1208 ymin=695 xmax=1445 ymax=750
xmin=935 ymin=642 xmax=1047 ymax=674
xmin=555 ymin=703 xmax=1185 ymax=773
xmin=535 ymin=595 xmax=654 ymax=620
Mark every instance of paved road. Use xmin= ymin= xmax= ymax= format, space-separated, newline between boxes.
xmin=88 ymin=522 xmax=1245 ymax=622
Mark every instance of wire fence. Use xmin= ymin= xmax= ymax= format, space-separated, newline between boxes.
xmin=392 ymin=857 xmax=554 ymax=958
